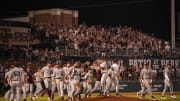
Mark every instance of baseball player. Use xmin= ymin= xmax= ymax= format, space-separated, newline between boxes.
xmin=4 ymin=66 xmax=13 ymax=101
xmin=71 ymin=62 xmax=83 ymax=101
xmin=91 ymin=65 xmax=102 ymax=95
xmin=136 ymin=76 xmax=147 ymax=97
xmin=110 ymin=59 xmax=121 ymax=95
xmin=51 ymin=63 xmax=65 ymax=101
xmin=22 ymin=66 xmax=34 ymax=101
xmin=161 ymin=64 xmax=176 ymax=99
xmin=104 ymin=66 xmax=113 ymax=96
xmin=99 ymin=58 xmax=108 ymax=95
xmin=137 ymin=66 xmax=148 ymax=97
xmin=80 ymin=64 xmax=87 ymax=95
xmin=63 ymin=62 xmax=73 ymax=101
xmin=8 ymin=64 xmax=25 ymax=101
xmin=33 ymin=67 xmax=43 ymax=99
xmin=41 ymin=61 xmax=53 ymax=101
xmin=84 ymin=68 xmax=93 ymax=98
xmin=140 ymin=62 xmax=155 ymax=100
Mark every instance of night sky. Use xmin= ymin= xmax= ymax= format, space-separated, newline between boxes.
xmin=0 ymin=0 xmax=179 ymax=40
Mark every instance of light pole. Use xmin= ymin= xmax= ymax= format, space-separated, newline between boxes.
xmin=171 ymin=0 xmax=175 ymax=49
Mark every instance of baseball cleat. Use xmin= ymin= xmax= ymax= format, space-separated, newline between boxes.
xmin=35 ymin=95 xmax=38 ymax=98
xmin=136 ymin=92 xmax=139 ymax=96
xmin=161 ymin=96 xmax=167 ymax=100
xmin=48 ymin=97 xmax=51 ymax=101
xmin=116 ymin=93 xmax=120 ymax=96
xmin=171 ymin=95 xmax=176 ymax=99
xmin=151 ymin=96 xmax=156 ymax=100
xmin=32 ymin=96 xmax=36 ymax=100
xmin=139 ymin=96 xmax=144 ymax=99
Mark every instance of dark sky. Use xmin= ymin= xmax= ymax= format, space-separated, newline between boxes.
xmin=0 ymin=0 xmax=179 ymax=40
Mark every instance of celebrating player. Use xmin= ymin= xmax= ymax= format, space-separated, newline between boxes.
xmin=9 ymin=64 xmax=25 ymax=101
xmin=51 ymin=63 xmax=65 ymax=101
xmin=161 ymin=64 xmax=176 ymax=99
xmin=33 ymin=67 xmax=43 ymax=99
xmin=140 ymin=62 xmax=155 ymax=100
xmin=41 ymin=61 xmax=53 ymax=101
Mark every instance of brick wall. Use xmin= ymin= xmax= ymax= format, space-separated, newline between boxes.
xmin=73 ymin=17 xmax=78 ymax=25
xmin=62 ymin=13 xmax=72 ymax=25
xmin=34 ymin=13 xmax=51 ymax=24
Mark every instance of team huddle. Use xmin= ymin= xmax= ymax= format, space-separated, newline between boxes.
xmin=4 ymin=58 xmax=177 ymax=101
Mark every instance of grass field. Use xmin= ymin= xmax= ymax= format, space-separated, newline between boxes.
xmin=0 ymin=92 xmax=180 ymax=101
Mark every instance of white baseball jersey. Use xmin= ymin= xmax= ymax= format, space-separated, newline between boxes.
xmin=72 ymin=68 xmax=82 ymax=81
xmin=111 ymin=63 xmax=119 ymax=76
xmin=63 ymin=66 xmax=73 ymax=79
xmin=9 ymin=67 xmax=25 ymax=81
xmin=84 ymin=72 xmax=93 ymax=81
xmin=41 ymin=66 xmax=53 ymax=78
xmin=141 ymin=68 xmax=152 ymax=80
xmin=52 ymin=68 xmax=64 ymax=79
xmin=34 ymin=72 xmax=42 ymax=82
xmin=164 ymin=68 xmax=173 ymax=81
xmin=100 ymin=61 xmax=108 ymax=73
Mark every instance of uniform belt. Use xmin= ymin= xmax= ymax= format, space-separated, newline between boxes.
xmin=45 ymin=77 xmax=51 ymax=78
xmin=12 ymin=80 xmax=21 ymax=81
xmin=55 ymin=78 xmax=62 ymax=79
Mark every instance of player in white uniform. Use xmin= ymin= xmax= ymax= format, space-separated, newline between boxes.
xmin=99 ymin=58 xmax=108 ymax=95
xmin=9 ymin=64 xmax=25 ymax=101
xmin=71 ymin=63 xmax=83 ymax=101
xmin=4 ymin=66 xmax=13 ymax=101
xmin=110 ymin=59 xmax=121 ymax=95
xmin=51 ymin=63 xmax=65 ymax=101
xmin=63 ymin=62 xmax=73 ymax=101
xmin=84 ymin=69 xmax=93 ymax=98
xmin=41 ymin=61 xmax=53 ymax=101
xmin=140 ymin=62 xmax=155 ymax=100
xmin=137 ymin=69 xmax=147 ymax=97
xmin=80 ymin=65 xmax=87 ymax=95
xmin=161 ymin=64 xmax=176 ymax=99
xmin=137 ymin=75 xmax=147 ymax=97
xmin=104 ymin=67 xmax=112 ymax=96
xmin=33 ymin=67 xmax=43 ymax=99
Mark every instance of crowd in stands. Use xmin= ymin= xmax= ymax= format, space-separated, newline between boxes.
xmin=33 ymin=23 xmax=175 ymax=58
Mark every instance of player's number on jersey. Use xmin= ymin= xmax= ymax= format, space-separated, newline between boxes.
xmin=13 ymin=71 xmax=21 ymax=76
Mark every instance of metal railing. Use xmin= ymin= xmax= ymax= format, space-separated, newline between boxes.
xmin=57 ymin=47 xmax=178 ymax=58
